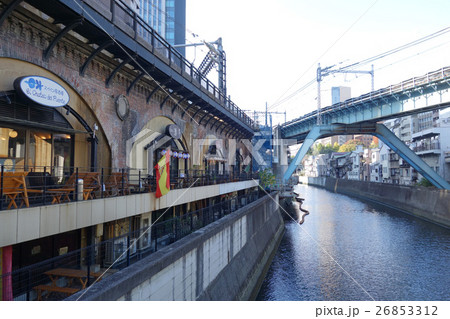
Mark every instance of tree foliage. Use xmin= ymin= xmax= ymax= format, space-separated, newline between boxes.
xmin=369 ymin=140 xmax=379 ymax=149
xmin=338 ymin=139 xmax=364 ymax=152
xmin=308 ymin=142 xmax=340 ymax=155
xmin=416 ymin=177 xmax=433 ymax=187
xmin=258 ymin=168 xmax=276 ymax=190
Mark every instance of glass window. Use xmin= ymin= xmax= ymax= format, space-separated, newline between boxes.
xmin=0 ymin=127 xmax=26 ymax=171
xmin=29 ymin=131 xmax=52 ymax=171
xmin=53 ymin=134 xmax=72 ymax=182
xmin=0 ymin=126 xmax=73 ymax=174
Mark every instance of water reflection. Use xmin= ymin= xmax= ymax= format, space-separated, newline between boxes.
xmin=257 ymin=184 xmax=450 ymax=301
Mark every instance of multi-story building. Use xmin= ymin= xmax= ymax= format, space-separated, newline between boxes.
xmin=369 ymin=162 xmax=382 ymax=182
xmin=348 ymin=145 xmax=363 ymax=181
xmin=137 ymin=0 xmax=186 ymax=56
xmin=328 ymin=152 xmax=351 ymax=179
xmin=411 ymin=109 xmax=450 ymax=183
xmin=302 ymin=154 xmax=328 ymax=177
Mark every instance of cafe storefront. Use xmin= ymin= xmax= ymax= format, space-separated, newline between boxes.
xmin=0 ymin=59 xmax=111 ymax=284
xmin=0 ymin=59 xmax=111 ymax=173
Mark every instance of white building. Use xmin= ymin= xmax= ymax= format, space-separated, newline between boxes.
xmin=370 ymin=162 xmax=383 ymax=182
xmin=411 ymin=109 xmax=450 ymax=183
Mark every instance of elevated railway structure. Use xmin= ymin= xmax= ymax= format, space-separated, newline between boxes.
xmin=279 ymin=66 xmax=450 ymax=189
xmin=0 ymin=0 xmax=256 ymax=138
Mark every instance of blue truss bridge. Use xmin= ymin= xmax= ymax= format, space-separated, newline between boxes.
xmin=279 ymin=66 xmax=450 ymax=189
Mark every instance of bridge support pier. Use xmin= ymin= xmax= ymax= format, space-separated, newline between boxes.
xmin=282 ymin=123 xmax=450 ymax=189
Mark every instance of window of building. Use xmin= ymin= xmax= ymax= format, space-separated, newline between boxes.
xmin=0 ymin=126 xmax=73 ymax=174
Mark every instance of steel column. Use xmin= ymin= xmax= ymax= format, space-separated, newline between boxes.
xmin=282 ymin=123 xmax=450 ymax=189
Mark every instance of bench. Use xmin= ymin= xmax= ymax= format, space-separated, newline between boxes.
xmin=33 ymin=285 xmax=80 ymax=301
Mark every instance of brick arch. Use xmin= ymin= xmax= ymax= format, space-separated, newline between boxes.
xmin=0 ymin=57 xmax=112 ymax=169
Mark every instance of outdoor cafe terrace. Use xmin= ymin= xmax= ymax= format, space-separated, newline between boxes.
xmin=1 ymin=190 xmax=262 ymax=301
xmin=0 ymin=164 xmax=261 ymax=301
xmin=0 ymin=165 xmax=258 ymax=210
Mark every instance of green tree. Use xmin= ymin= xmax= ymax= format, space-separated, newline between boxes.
xmin=338 ymin=139 xmax=363 ymax=152
xmin=258 ymin=168 xmax=276 ymax=190
xmin=369 ymin=141 xmax=379 ymax=149
xmin=416 ymin=177 xmax=433 ymax=187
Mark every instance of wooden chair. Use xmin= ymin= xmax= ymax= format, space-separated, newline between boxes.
xmin=82 ymin=172 xmax=101 ymax=199
xmin=104 ymin=172 xmax=131 ymax=197
xmin=1 ymin=171 xmax=30 ymax=209
xmin=47 ymin=172 xmax=100 ymax=204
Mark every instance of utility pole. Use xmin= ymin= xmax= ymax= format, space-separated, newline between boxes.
xmin=316 ymin=63 xmax=374 ymax=125
xmin=317 ymin=63 xmax=321 ymax=125
xmin=243 ymin=109 xmax=287 ymax=127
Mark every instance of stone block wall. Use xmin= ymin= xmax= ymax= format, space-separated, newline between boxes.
xmin=68 ymin=193 xmax=284 ymax=300
xmin=299 ymin=176 xmax=450 ymax=227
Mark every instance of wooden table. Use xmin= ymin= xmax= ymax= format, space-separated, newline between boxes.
xmin=44 ymin=268 xmax=103 ymax=289
xmin=47 ymin=187 xmax=95 ymax=204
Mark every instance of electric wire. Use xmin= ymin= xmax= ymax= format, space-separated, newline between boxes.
xmin=269 ymin=26 xmax=450 ymax=112
xmin=341 ymin=26 xmax=450 ymax=71
xmin=267 ymin=0 xmax=379 ymax=112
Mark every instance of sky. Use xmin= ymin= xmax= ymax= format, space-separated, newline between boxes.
xmin=185 ymin=0 xmax=450 ymax=125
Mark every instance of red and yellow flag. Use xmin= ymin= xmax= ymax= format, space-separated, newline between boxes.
xmin=155 ymin=149 xmax=170 ymax=198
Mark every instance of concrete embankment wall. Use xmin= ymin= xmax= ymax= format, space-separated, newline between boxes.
xmin=69 ymin=193 xmax=284 ymax=301
xmin=298 ymin=176 xmax=450 ymax=228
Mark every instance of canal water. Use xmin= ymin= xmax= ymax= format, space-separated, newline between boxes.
xmin=256 ymin=184 xmax=450 ymax=301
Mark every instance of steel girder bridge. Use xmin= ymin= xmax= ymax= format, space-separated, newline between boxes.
xmin=0 ymin=0 xmax=256 ymax=139
xmin=280 ymin=66 xmax=450 ymax=189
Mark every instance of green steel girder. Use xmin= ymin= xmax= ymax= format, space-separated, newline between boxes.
xmin=283 ymin=123 xmax=450 ymax=189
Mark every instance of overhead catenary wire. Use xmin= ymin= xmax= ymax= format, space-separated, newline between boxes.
xmin=268 ymin=25 xmax=450 ymax=112
xmin=341 ymin=26 xmax=450 ymax=71
xmin=267 ymin=0 xmax=379 ymax=112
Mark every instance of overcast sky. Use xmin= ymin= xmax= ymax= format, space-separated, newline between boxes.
xmin=185 ymin=0 xmax=450 ymax=124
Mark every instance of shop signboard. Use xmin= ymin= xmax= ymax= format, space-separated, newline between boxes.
xmin=14 ymin=75 xmax=70 ymax=107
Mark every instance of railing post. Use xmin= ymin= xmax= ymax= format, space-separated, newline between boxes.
xmin=174 ymin=218 xmax=178 ymax=241
xmin=154 ymin=226 xmax=158 ymax=252
xmin=1 ymin=164 xmax=4 ymax=210
xmin=133 ymin=11 xmax=137 ymax=40
xmin=75 ymin=168 xmax=79 ymax=202
xmin=43 ymin=166 xmax=47 ymax=206
xmin=151 ymin=29 xmax=155 ymax=52
xmin=101 ymin=168 xmax=104 ymax=198
xmin=110 ymin=0 xmax=115 ymax=24
xmin=121 ymin=168 xmax=125 ymax=196
xmin=26 ymin=269 xmax=31 ymax=301
xmin=138 ymin=169 xmax=142 ymax=193
xmin=168 ymin=46 xmax=172 ymax=67
xmin=126 ymin=235 xmax=130 ymax=267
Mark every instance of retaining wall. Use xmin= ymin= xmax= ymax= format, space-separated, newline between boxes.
xmin=68 ymin=193 xmax=284 ymax=301
xmin=298 ymin=176 xmax=450 ymax=228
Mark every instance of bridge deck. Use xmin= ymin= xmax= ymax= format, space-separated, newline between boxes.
xmin=282 ymin=66 xmax=450 ymax=141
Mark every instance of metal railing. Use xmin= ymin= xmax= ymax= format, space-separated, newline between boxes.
xmin=1 ymin=191 xmax=261 ymax=301
xmin=413 ymin=142 xmax=441 ymax=152
xmin=81 ymin=0 xmax=256 ymax=129
xmin=282 ymin=66 xmax=450 ymax=129
xmin=0 ymin=164 xmax=258 ymax=211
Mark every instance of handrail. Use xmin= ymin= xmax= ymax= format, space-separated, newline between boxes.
xmin=2 ymin=190 xmax=262 ymax=300
xmin=282 ymin=66 xmax=450 ymax=129
xmin=0 ymin=164 xmax=259 ymax=210
xmin=82 ymin=0 xmax=256 ymax=129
